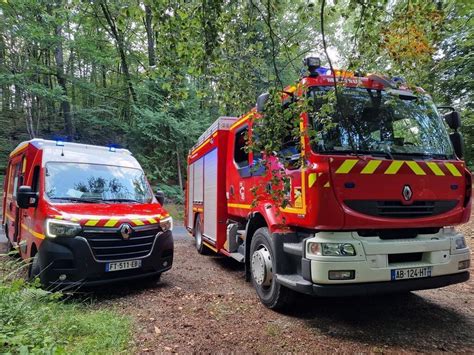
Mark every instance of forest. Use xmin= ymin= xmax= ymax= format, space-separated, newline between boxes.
xmin=0 ymin=0 xmax=472 ymax=198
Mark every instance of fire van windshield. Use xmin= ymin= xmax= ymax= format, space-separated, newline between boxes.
xmin=45 ymin=162 xmax=153 ymax=203
xmin=309 ymin=87 xmax=454 ymax=159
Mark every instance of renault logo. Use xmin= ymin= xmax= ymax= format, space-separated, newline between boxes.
xmin=120 ymin=224 xmax=133 ymax=240
xmin=402 ymin=185 xmax=413 ymax=201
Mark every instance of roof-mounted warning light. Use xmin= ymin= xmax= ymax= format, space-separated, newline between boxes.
xmin=303 ymin=57 xmax=321 ymax=77
xmin=56 ymin=140 xmax=65 ymax=147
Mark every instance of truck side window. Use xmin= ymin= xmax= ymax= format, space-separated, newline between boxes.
xmin=31 ymin=166 xmax=40 ymax=192
xmin=234 ymin=127 xmax=249 ymax=168
xmin=12 ymin=163 xmax=21 ymax=198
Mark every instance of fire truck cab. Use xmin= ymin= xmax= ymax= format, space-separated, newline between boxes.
xmin=186 ymin=58 xmax=471 ymax=309
xmin=2 ymin=139 xmax=173 ymax=287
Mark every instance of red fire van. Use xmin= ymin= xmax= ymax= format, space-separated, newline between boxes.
xmin=2 ymin=139 xmax=173 ymax=287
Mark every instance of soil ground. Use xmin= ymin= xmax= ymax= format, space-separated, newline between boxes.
xmin=1 ymin=211 xmax=472 ymax=353
xmin=92 ymin=217 xmax=473 ymax=353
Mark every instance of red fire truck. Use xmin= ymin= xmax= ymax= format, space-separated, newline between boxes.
xmin=185 ymin=57 xmax=471 ymax=309
xmin=2 ymin=139 xmax=173 ymax=287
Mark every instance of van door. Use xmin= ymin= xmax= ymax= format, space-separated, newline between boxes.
xmin=5 ymin=158 xmax=24 ymax=244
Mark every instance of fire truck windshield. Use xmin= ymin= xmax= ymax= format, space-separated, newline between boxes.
xmin=309 ymin=87 xmax=454 ymax=159
xmin=45 ymin=162 xmax=153 ymax=203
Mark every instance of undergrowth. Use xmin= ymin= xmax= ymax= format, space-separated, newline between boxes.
xmin=0 ymin=255 xmax=132 ymax=354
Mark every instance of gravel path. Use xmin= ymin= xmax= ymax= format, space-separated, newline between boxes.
xmin=94 ymin=222 xmax=473 ymax=353
xmin=1 ymin=221 xmax=472 ymax=353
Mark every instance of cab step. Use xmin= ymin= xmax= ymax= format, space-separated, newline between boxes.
xmin=229 ymin=252 xmax=245 ymax=263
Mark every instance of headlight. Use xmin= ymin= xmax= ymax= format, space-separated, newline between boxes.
xmin=45 ymin=218 xmax=82 ymax=238
xmin=454 ymin=236 xmax=467 ymax=250
xmin=307 ymin=242 xmax=356 ymax=257
xmin=159 ymin=216 xmax=173 ymax=232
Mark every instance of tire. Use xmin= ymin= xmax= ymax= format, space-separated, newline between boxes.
xmin=194 ymin=215 xmax=209 ymax=255
xmin=250 ymin=227 xmax=295 ymax=309
xmin=28 ymin=253 xmax=41 ymax=282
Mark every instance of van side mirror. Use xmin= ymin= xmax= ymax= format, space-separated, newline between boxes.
xmin=444 ymin=111 xmax=461 ymax=130
xmin=16 ymin=186 xmax=38 ymax=209
xmin=450 ymin=131 xmax=464 ymax=159
xmin=256 ymin=92 xmax=270 ymax=113
xmin=155 ymin=190 xmax=165 ymax=205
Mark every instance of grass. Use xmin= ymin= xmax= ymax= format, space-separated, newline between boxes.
xmin=165 ymin=203 xmax=184 ymax=224
xmin=0 ymin=257 xmax=132 ymax=354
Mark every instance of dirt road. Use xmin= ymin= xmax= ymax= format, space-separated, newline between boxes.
xmin=1 ymin=221 xmax=472 ymax=353
xmin=93 ymin=222 xmax=473 ymax=353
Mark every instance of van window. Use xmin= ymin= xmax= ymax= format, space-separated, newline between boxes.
xmin=234 ymin=127 xmax=249 ymax=168
xmin=31 ymin=166 xmax=40 ymax=192
xmin=12 ymin=163 xmax=21 ymax=198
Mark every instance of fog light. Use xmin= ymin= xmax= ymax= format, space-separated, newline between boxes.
xmin=163 ymin=261 xmax=168 ymax=267
xmin=59 ymin=274 xmax=67 ymax=281
xmin=328 ymin=270 xmax=355 ymax=280
xmin=458 ymin=260 xmax=470 ymax=270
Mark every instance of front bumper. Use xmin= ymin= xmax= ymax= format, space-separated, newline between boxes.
xmin=277 ymin=271 xmax=470 ymax=297
xmin=37 ymin=230 xmax=173 ymax=287
xmin=272 ymin=229 xmax=470 ymax=297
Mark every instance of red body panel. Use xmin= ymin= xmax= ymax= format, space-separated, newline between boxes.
xmin=2 ymin=141 xmax=168 ymax=261
xmin=185 ymin=75 xmax=472 ymax=256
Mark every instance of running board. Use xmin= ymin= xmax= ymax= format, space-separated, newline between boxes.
xmin=229 ymin=252 xmax=245 ymax=263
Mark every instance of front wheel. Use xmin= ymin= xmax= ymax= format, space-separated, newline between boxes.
xmin=250 ymin=227 xmax=294 ymax=309
xmin=28 ymin=253 xmax=41 ymax=282
xmin=194 ymin=215 xmax=209 ymax=255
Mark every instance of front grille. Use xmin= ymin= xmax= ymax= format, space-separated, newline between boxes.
xmin=345 ymin=200 xmax=458 ymax=219
xmin=82 ymin=225 xmax=160 ymax=261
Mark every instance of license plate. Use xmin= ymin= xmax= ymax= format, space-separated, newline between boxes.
xmin=106 ymin=259 xmax=142 ymax=272
xmin=391 ymin=266 xmax=432 ymax=281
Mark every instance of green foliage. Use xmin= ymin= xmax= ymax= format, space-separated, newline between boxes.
xmin=156 ymin=184 xmax=184 ymax=205
xmin=0 ymin=264 xmax=131 ymax=353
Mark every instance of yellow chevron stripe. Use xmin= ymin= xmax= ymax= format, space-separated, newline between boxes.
xmin=132 ymin=219 xmax=145 ymax=226
xmin=85 ymin=219 xmax=99 ymax=226
xmin=406 ymin=161 xmax=426 ymax=175
xmin=147 ymin=218 xmax=158 ymax=224
xmin=444 ymin=163 xmax=462 ymax=177
xmin=360 ymin=160 xmax=382 ymax=174
xmin=104 ymin=219 xmax=119 ymax=227
xmin=21 ymin=224 xmax=45 ymax=240
xmin=335 ymin=159 xmax=358 ymax=174
xmin=426 ymin=162 xmax=445 ymax=176
xmin=308 ymin=173 xmax=317 ymax=188
xmin=384 ymin=161 xmax=404 ymax=174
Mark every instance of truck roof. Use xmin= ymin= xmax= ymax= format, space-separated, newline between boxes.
xmin=191 ymin=116 xmax=238 ymax=153
xmin=10 ymin=139 xmax=141 ymax=169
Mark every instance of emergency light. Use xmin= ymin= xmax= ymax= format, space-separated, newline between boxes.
xmin=303 ymin=56 xmax=321 ymax=77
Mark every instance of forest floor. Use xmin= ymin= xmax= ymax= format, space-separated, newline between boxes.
xmin=0 ymin=208 xmax=473 ymax=353
xmin=92 ymin=212 xmax=474 ymax=353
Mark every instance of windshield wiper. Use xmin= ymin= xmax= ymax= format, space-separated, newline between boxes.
xmin=390 ymin=152 xmax=450 ymax=160
xmin=102 ymin=198 xmax=140 ymax=203
xmin=51 ymin=197 xmax=104 ymax=203
xmin=321 ymin=149 xmax=393 ymax=159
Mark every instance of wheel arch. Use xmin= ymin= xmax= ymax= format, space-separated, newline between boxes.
xmin=244 ymin=212 xmax=268 ymax=281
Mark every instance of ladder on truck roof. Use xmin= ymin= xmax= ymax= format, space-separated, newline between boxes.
xmin=191 ymin=116 xmax=237 ymax=153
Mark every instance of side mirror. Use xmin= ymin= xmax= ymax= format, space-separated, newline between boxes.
xmin=155 ymin=190 xmax=165 ymax=206
xmin=256 ymin=92 xmax=270 ymax=113
xmin=444 ymin=111 xmax=461 ymax=130
xmin=16 ymin=186 xmax=38 ymax=209
xmin=449 ymin=132 xmax=464 ymax=159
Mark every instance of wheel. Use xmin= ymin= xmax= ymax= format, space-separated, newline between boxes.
xmin=28 ymin=253 xmax=41 ymax=282
xmin=194 ymin=215 xmax=209 ymax=255
xmin=4 ymin=225 xmax=14 ymax=254
xmin=250 ymin=227 xmax=294 ymax=309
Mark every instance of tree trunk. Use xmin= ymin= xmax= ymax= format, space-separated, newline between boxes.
xmin=100 ymin=2 xmax=137 ymax=104
xmin=176 ymin=146 xmax=183 ymax=191
xmin=144 ymin=4 xmax=156 ymax=67
xmin=54 ymin=20 xmax=74 ymax=137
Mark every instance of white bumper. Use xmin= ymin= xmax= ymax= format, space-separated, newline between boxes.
xmin=305 ymin=228 xmax=470 ymax=284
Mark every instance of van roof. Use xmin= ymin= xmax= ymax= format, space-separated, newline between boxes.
xmin=10 ymin=139 xmax=140 ymax=169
